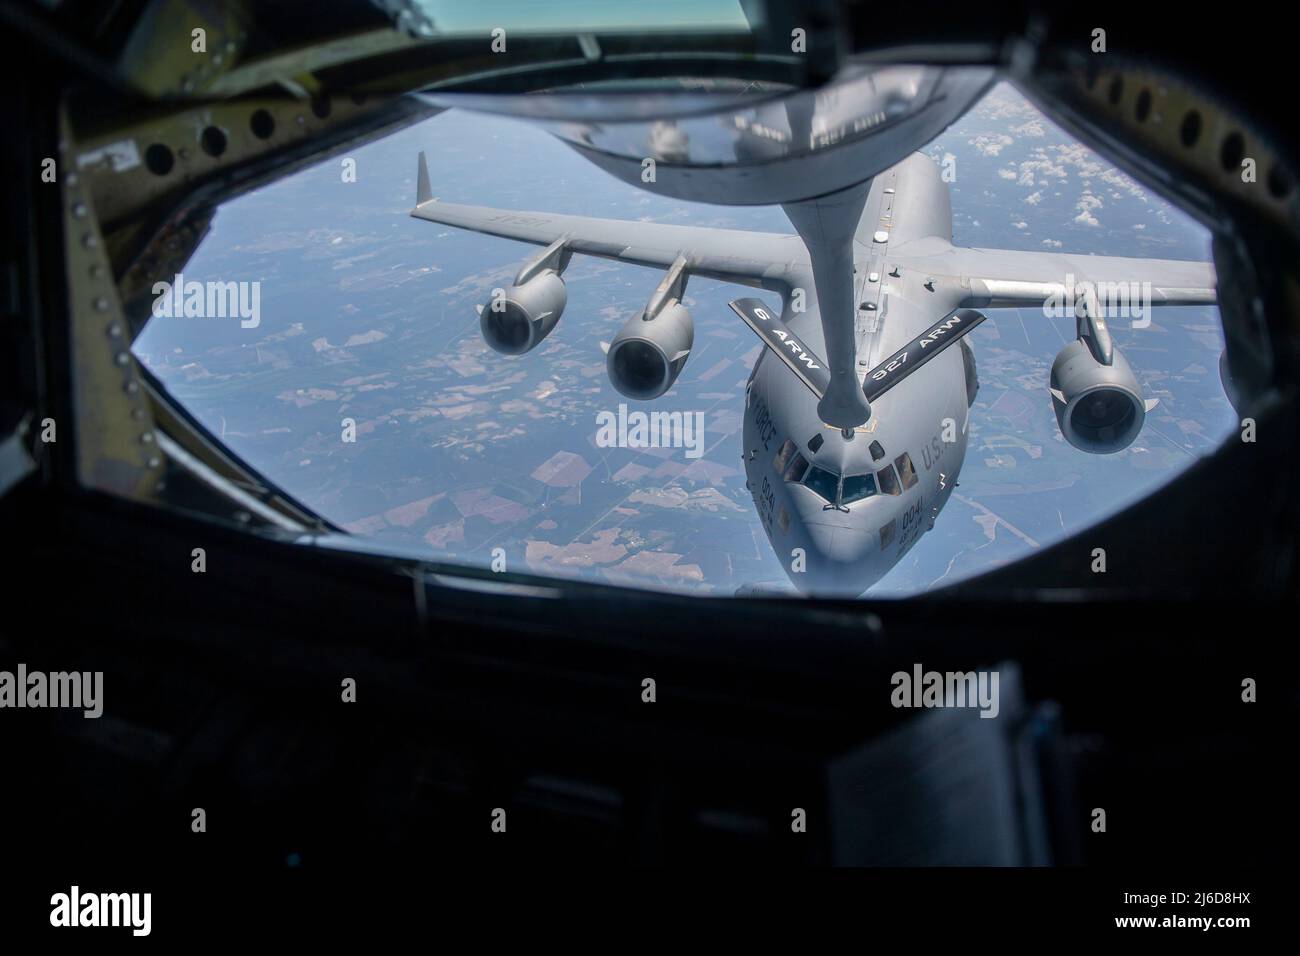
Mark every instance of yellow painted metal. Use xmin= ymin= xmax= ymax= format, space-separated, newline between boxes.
xmin=61 ymin=108 xmax=165 ymax=502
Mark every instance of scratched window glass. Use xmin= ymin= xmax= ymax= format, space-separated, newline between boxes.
xmin=133 ymin=83 xmax=1232 ymax=598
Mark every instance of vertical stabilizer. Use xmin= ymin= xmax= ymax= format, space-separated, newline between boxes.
xmin=416 ymin=151 xmax=433 ymax=206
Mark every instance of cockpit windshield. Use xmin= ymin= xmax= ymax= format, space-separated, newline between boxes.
xmin=804 ymin=466 xmax=841 ymax=503
xmin=788 ymin=461 xmax=880 ymax=508
xmin=774 ymin=436 xmax=893 ymax=508
xmin=840 ymin=473 xmax=878 ymax=504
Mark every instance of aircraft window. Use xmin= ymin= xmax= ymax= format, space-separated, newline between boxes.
xmin=841 ymin=473 xmax=877 ymax=504
xmin=783 ymin=452 xmax=810 ymax=484
xmin=869 ymin=440 xmax=886 ymax=461
xmin=878 ymin=465 xmax=901 ymax=496
xmin=807 ymin=433 xmax=825 ymax=453
xmin=803 ymin=465 xmax=840 ymax=502
xmin=895 ymin=452 xmax=919 ymax=490
xmin=773 ymin=438 xmax=797 ymax=475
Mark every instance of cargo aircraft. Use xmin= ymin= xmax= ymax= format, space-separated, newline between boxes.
xmin=410 ymin=101 xmax=1216 ymax=595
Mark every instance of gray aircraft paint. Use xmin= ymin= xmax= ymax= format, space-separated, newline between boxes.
xmin=741 ymin=157 xmax=973 ymax=594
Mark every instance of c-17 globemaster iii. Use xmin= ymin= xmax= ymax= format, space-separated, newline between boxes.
xmin=410 ymin=147 xmax=1216 ymax=596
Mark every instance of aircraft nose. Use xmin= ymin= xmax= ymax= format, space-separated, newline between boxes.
xmin=786 ymin=500 xmax=885 ymax=596
xmin=805 ymin=521 xmax=875 ymax=564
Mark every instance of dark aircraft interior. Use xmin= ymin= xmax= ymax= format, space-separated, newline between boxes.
xmin=0 ymin=0 xmax=1291 ymax=931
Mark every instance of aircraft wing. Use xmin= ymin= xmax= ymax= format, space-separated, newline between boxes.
xmin=939 ymin=246 xmax=1218 ymax=308
xmin=410 ymin=153 xmax=804 ymax=286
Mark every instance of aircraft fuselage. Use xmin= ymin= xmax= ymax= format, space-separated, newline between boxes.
xmin=741 ymin=157 xmax=975 ymax=595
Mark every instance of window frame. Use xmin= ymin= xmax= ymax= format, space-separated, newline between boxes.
xmin=895 ymin=452 xmax=919 ymax=490
xmin=878 ymin=464 xmax=902 ymax=496
xmin=840 ymin=471 xmax=878 ymax=505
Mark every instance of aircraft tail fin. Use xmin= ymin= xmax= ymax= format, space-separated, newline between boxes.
xmin=416 ymin=151 xmax=433 ymax=206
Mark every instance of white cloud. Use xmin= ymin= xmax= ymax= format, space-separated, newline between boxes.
xmin=1041 ymin=239 xmax=1063 ymax=248
xmin=973 ymin=81 xmax=1041 ymax=123
xmin=1073 ymin=191 xmax=1103 ymax=227
xmin=1011 ymin=148 xmax=1070 ymax=185
xmin=969 ymin=133 xmax=1014 ymax=157
xmin=1014 ymin=221 xmax=1029 ymax=230
xmin=1024 ymin=191 xmax=1043 ymax=205
xmin=1054 ymin=143 xmax=1104 ymax=180
xmin=1100 ymin=166 xmax=1148 ymax=202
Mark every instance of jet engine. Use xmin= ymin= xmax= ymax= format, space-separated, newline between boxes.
xmin=606 ymin=301 xmax=694 ymax=399
xmin=479 ymin=270 xmax=566 ymax=355
xmin=1049 ymin=339 xmax=1150 ymax=453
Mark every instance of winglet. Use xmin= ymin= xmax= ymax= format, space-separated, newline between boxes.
xmin=416 ymin=151 xmax=433 ymax=206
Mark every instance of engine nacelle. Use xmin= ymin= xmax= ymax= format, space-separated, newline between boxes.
xmin=1049 ymin=339 xmax=1148 ymax=454
xmin=479 ymin=270 xmax=566 ymax=355
xmin=607 ymin=301 xmax=694 ymax=400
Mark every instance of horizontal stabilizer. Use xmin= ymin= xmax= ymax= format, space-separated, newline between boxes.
xmin=729 ymin=298 xmax=831 ymax=401
xmin=863 ymin=308 xmax=987 ymax=402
